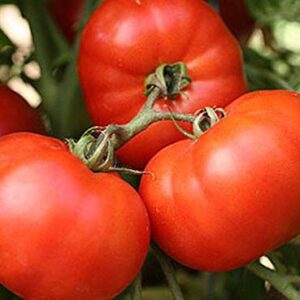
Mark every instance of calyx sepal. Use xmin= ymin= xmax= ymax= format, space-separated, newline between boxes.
xmin=145 ymin=62 xmax=191 ymax=100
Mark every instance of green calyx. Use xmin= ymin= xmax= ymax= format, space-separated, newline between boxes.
xmin=145 ymin=62 xmax=191 ymax=100
xmin=67 ymin=127 xmax=114 ymax=172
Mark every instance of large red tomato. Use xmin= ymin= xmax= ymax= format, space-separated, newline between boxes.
xmin=0 ymin=133 xmax=150 ymax=299
xmin=139 ymin=90 xmax=300 ymax=271
xmin=78 ymin=0 xmax=247 ymax=169
xmin=0 ymin=85 xmax=45 ymax=136
xmin=48 ymin=0 xmax=83 ymax=43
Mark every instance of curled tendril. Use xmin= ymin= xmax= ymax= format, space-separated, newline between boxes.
xmin=166 ymin=106 xmax=197 ymax=140
xmin=91 ymin=136 xmax=115 ymax=172
xmin=107 ymin=167 xmax=149 ymax=176
xmin=193 ymin=107 xmax=226 ymax=137
xmin=84 ymin=131 xmax=114 ymax=172
xmin=68 ymin=127 xmax=115 ymax=172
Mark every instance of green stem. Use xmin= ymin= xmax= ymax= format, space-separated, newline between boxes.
xmin=70 ymin=84 xmax=227 ymax=172
xmin=130 ymin=273 xmax=143 ymax=300
xmin=143 ymin=86 xmax=161 ymax=110
xmin=286 ymin=276 xmax=300 ymax=284
xmin=204 ymin=272 xmax=215 ymax=300
xmin=51 ymin=39 xmax=84 ymax=136
xmin=152 ymin=243 xmax=185 ymax=300
xmin=70 ymin=68 xmax=228 ymax=171
xmin=106 ymin=87 xmax=196 ymax=150
xmin=246 ymin=262 xmax=300 ymax=300
xmin=111 ymin=110 xmax=195 ymax=150
xmin=70 ymin=85 xmax=207 ymax=169
xmin=266 ymin=252 xmax=287 ymax=273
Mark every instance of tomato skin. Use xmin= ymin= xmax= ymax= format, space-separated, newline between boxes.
xmin=0 ymin=85 xmax=45 ymax=136
xmin=48 ymin=0 xmax=83 ymax=43
xmin=218 ymin=0 xmax=255 ymax=45
xmin=78 ymin=0 xmax=247 ymax=169
xmin=139 ymin=90 xmax=300 ymax=271
xmin=0 ymin=133 xmax=150 ymax=299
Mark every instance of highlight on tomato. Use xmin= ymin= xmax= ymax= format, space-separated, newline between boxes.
xmin=0 ymin=133 xmax=150 ymax=300
xmin=0 ymin=85 xmax=45 ymax=136
xmin=78 ymin=0 xmax=247 ymax=169
xmin=139 ymin=90 xmax=300 ymax=271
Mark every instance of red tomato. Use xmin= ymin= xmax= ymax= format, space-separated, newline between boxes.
xmin=78 ymin=0 xmax=247 ymax=169
xmin=139 ymin=90 xmax=300 ymax=271
xmin=48 ymin=0 xmax=83 ymax=43
xmin=0 ymin=133 xmax=150 ymax=299
xmin=218 ymin=0 xmax=255 ymax=45
xmin=0 ymin=85 xmax=45 ymax=136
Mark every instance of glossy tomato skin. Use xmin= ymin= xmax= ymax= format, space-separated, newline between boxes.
xmin=78 ymin=0 xmax=247 ymax=169
xmin=0 ymin=133 xmax=150 ymax=299
xmin=0 ymin=85 xmax=45 ymax=136
xmin=140 ymin=90 xmax=300 ymax=271
xmin=48 ymin=0 xmax=83 ymax=43
xmin=218 ymin=0 xmax=255 ymax=45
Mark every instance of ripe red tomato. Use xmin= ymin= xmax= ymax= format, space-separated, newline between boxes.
xmin=139 ymin=90 xmax=300 ymax=271
xmin=48 ymin=0 xmax=83 ymax=43
xmin=0 ymin=133 xmax=150 ymax=299
xmin=78 ymin=0 xmax=247 ymax=169
xmin=218 ymin=0 xmax=255 ymax=45
xmin=0 ymin=85 xmax=45 ymax=136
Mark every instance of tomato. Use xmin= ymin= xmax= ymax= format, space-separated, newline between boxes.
xmin=0 ymin=85 xmax=45 ymax=136
xmin=0 ymin=133 xmax=150 ymax=299
xmin=48 ymin=0 xmax=83 ymax=43
xmin=218 ymin=0 xmax=255 ymax=45
xmin=139 ymin=90 xmax=300 ymax=271
xmin=78 ymin=0 xmax=247 ymax=169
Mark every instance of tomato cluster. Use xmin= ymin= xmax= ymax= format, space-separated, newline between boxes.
xmin=0 ymin=0 xmax=300 ymax=299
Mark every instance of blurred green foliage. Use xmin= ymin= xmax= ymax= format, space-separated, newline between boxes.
xmin=245 ymin=0 xmax=300 ymax=24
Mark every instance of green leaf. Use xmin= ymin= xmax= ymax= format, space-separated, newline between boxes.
xmin=244 ymin=48 xmax=295 ymax=91
xmin=0 ymin=28 xmax=15 ymax=66
xmin=243 ymin=47 xmax=272 ymax=69
xmin=245 ymin=0 xmax=300 ymax=23
xmin=245 ymin=63 xmax=294 ymax=91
